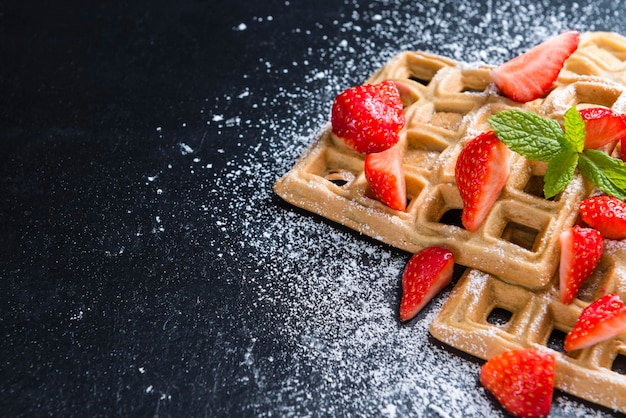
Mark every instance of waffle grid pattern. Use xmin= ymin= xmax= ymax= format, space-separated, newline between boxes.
xmin=274 ymin=32 xmax=626 ymax=412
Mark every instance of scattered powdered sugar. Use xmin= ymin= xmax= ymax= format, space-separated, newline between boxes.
xmin=151 ymin=0 xmax=626 ymax=415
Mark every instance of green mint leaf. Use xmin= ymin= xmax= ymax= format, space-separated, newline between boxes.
xmin=605 ymin=166 xmax=626 ymax=190
xmin=488 ymin=110 xmax=564 ymax=162
xmin=544 ymin=150 xmax=578 ymax=198
xmin=579 ymin=150 xmax=626 ymax=200
xmin=562 ymin=107 xmax=585 ymax=153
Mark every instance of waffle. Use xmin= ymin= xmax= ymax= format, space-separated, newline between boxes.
xmin=430 ymin=242 xmax=626 ymax=412
xmin=274 ymin=31 xmax=626 ymax=412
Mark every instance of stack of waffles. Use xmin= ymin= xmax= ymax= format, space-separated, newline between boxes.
xmin=274 ymin=32 xmax=626 ymax=412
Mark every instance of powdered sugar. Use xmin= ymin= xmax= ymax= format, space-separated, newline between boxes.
xmin=190 ymin=0 xmax=625 ymax=415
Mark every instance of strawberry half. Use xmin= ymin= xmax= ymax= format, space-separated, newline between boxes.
xmin=491 ymin=30 xmax=580 ymax=103
xmin=399 ymin=246 xmax=454 ymax=322
xmin=579 ymin=107 xmax=626 ymax=150
xmin=455 ymin=131 xmax=510 ymax=232
xmin=559 ymin=225 xmax=604 ymax=304
xmin=579 ymin=195 xmax=626 ymax=240
xmin=479 ymin=347 xmax=555 ymax=418
xmin=564 ymin=293 xmax=626 ymax=352
xmin=364 ymin=146 xmax=407 ymax=211
xmin=331 ymin=80 xmax=405 ymax=154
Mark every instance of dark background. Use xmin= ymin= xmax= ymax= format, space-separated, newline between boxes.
xmin=2 ymin=0 xmax=625 ymax=416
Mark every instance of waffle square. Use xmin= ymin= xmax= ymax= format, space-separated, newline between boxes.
xmin=274 ymin=31 xmax=626 ymax=412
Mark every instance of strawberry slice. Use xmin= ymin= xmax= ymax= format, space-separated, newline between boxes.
xmin=559 ymin=225 xmax=603 ymax=304
xmin=399 ymin=246 xmax=454 ymax=321
xmin=579 ymin=107 xmax=626 ymax=150
xmin=364 ymin=146 xmax=407 ymax=211
xmin=331 ymin=80 xmax=405 ymax=154
xmin=455 ymin=131 xmax=510 ymax=232
xmin=579 ymin=195 xmax=626 ymax=240
xmin=479 ymin=347 xmax=555 ymax=418
xmin=491 ymin=30 xmax=580 ymax=103
xmin=564 ymin=293 xmax=626 ymax=352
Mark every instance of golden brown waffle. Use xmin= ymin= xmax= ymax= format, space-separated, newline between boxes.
xmin=275 ymin=32 xmax=625 ymax=289
xmin=430 ymin=242 xmax=626 ymax=412
xmin=274 ymin=31 xmax=626 ymax=412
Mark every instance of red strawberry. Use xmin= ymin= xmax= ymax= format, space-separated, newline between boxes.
xmin=564 ymin=293 xmax=626 ymax=352
xmin=331 ymin=80 xmax=405 ymax=154
xmin=559 ymin=226 xmax=603 ymax=304
xmin=399 ymin=247 xmax=454 ymax=321
xmin=455 ymin=131 xmax=510 ymax=232
xmin=364 ymin=146 xmax=407 ymax=211
xmin=491 ymin=30 xmax=580 ymax=103
xmin=579 ymin=195 xmax=626 ymax=240
xmin=579 ymin=107 xmax=626 ymax=149
xmin=479 ymin=347 xmax=555 ymax=418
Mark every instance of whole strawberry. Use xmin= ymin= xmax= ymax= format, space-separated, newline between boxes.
xmin=455 ymin=131 xmax=510 ymax=232
xmin=399 ymin=246 xmax=454 ymax=321
xmin=579 ymin=195 xmax=626 ymax=240
xmin=559 ymin=225 xmax=603 ymax=304
xmin=480 ymin=347 xmax=555 ymax=418
xmin=331 ymin=80 xmax=405 ymax=154
xmin=564 ymin=293 xmax=626 ymax=352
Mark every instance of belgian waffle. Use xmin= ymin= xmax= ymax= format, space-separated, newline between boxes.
xmin=274 ymin=32 xmax=626 ymax=412
xmin=430 ymin=242 xmax=626 ymax=412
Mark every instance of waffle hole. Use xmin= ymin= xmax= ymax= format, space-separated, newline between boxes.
xmin=324 ymin=169 xmax=355 ymax=189
xmin=501 ymin=222 xmax=540 ymax=251
xmin=524 ymin=175 xmax=546 ymax=198
xmin=409 ymin=75 xmax=430 ymax=87
xmin=612 ymin=353 xmax=626 ymax=375
xmin=438 ymin=208 xmax=463 ymax=228
xmin=486 ymin=307 xmax=513 ymax=326
xmin=547 ymin=328 xmax=567 ymax=353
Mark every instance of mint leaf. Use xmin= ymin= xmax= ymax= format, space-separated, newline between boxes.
xmin=562 ymin=106 xmax=585 ymax=153
xmin=489 ymin=107 xmax=626 ymax=200
xmin=488 ymin=110 xmax=564 ymax=162
xmin=544 ymin=150 xmax=578 ymax=198
xmin=579 ymin=150 xmax=626 ymax=200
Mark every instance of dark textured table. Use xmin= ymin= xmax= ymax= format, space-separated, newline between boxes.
xmin=2 ymin=1 xmax=625 ymax=416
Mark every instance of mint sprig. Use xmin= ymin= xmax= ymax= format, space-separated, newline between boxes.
xmin=488 ymin=107 xmax=626 ymax=200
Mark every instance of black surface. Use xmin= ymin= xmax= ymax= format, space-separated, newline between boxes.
xmin=2 ymin=1 xmax=626 ymax=416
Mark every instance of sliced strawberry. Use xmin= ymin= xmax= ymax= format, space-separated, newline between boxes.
xmin=559 ymin=226 xmax=603 ymax=304
xmin=331 ymin=80 xmax=405 ymax=154
xmin=579 ymin=195 xmax=626 ymax=240
xmin=455 ymin=131 xmax=510 ymax=232
xmin=564 ymin=293 xmax=626 ymax=352
xmin=579 ymin=107 xmax=626 ymax=150
xmin=480 ymin=347 xmax=555 ymax=418
xmin=399 ymin=247 xmax=454 ymax=321
xmin=364 ymin=146 xmax=407 ymax=211
xmin=491 ymin=30 xmax=580 ymax=103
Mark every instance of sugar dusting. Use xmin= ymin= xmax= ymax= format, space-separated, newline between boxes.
xmin=175 ymin=0 xmax=623 ymax=416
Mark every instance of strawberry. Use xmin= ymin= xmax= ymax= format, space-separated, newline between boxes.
xmin=455 ymin=131 xmax=510 ymax=232
xmin=364 ymin=146 xmax=407 ymax=211
xmin=579 ymin=107 xmax=626 ymax=150
xmin=579 ymin=195 xmax=626 ymax=240
xmin=491 ymin=30 xmax=580 ymax=103
xmin=564 ymin=293 xmax=626 ymax=352
xmin=399 ymin=247 xmax=454 ymax=321
xmin=479 ymin=347 xmax=555 ymax=418
xmin=331 ymin=80 xmax=405 ymax=154
xmin=559 ymin=225 xmax=604 ymax=304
